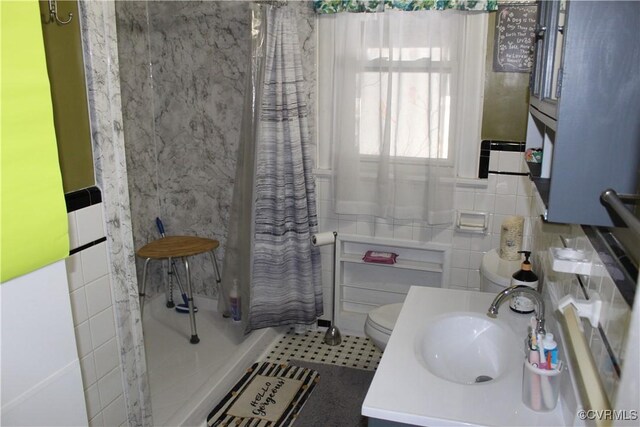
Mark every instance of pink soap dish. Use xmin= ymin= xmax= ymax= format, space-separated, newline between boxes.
xmin=362 ymin=251 xmax=398 ymax=264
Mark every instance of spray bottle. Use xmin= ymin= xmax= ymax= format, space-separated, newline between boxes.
xmin=509 ymin=251 xmax=539 ymax=314
xmin=230 ymin=279 xmax=241 ymax=321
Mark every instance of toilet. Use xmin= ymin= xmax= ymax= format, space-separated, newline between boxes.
xmin=480 ymin=248 xmax=522 ymax=293
xmin=364 ymin=302 xmax=403 ymax=351
xmin=364 ymin=249 xmax=521 ymax=351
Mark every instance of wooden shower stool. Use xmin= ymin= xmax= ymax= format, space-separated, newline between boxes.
xmin=136 ymin=236 xmax=221 ymax=344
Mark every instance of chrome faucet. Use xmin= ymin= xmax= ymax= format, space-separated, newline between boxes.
xmin=487 ymin=285 xmax=546 ymax=335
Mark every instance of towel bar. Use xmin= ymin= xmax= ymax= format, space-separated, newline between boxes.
xmin=558 ymin=304 xmax=612 ymax=426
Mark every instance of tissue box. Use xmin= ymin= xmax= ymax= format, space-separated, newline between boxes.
xmin=362 ymin=251 xmax=398 ymax=265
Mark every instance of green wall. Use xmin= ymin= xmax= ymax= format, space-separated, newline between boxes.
xmin=39 ymin=0 xmax=94 ymax=193
xmin=481 ymin=13 xmax=530 ymax=142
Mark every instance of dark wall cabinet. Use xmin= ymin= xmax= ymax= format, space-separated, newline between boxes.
xmin=526 ymin=0 xmax=640 ymax=227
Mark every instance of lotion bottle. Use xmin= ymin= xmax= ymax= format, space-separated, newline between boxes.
xmin=510 ymin=251 xmax=539 ymax=314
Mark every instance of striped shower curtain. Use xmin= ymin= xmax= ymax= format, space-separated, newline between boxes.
xmin=248 ymin=6 xmax=323 ymax=331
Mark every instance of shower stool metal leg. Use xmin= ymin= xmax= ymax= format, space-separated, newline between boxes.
xmin=165 ymin=258 xmax=175 ymax=308
xmin=136 ymin=235 xmax=219 ymax=343
xmin=183 ymin=256 xmax=200 ymax=344
xmin=208 ymin=250 xmax=227 ymax=315
xmin=139 ymin=257 xmax=151 ymax=318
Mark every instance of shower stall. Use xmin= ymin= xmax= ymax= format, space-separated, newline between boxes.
xmin=114 ymin=1 xmax=319 ymax=424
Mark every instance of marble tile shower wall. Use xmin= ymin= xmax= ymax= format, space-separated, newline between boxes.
xmin=116 ymin=0 xmax=249 ymax=298
xmin=80 ymin=0 xmax=152 ymax=424
xmin=116 ymin=1 xmax=317 ymax=298
xmin=115 ymin=1 xmax=161 ymax=291
xmin=315 ymin=151 xmax=536 ymax=321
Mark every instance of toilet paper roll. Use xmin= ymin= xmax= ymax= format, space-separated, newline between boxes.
xmin=311 ymin=231 xmax=337 ymax=247
xmin=499 ymin=216 xmax=524 ymax=261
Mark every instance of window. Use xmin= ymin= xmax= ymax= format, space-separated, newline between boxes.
xmin=359 ymin=48 xmax=453 ymax=160
xmin=317 ymin=12 xmax=488 ymax=179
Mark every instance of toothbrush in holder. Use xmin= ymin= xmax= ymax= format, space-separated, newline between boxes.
xmin=528 ymin=344 xmax=542 ymax=410
xmin=537 ymin=333 xmax=547 ymax=369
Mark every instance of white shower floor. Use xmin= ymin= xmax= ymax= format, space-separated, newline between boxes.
xmin=142 ymin=296 xmax=280 ymax=426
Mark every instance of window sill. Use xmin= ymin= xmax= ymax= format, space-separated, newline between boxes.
xmin=454 ymin=177 xmax=488 ymax=190
xmin=314 ymin=169 xmax=488 ymax=191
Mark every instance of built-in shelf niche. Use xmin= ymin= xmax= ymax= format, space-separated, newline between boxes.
xmin=334 ymin=234 xmax=450 ymax=335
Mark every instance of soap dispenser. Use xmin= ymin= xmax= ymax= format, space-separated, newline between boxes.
xmin=509 ymin=251 xmax=539 ymax=314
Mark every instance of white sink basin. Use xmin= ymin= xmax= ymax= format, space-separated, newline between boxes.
xmin=416 ymin=312 xmax=521 ymax=385
xmin=363 ymin=287 xmax=568 ymax=427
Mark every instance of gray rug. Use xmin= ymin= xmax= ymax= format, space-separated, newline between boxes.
xmin=291 ymin=360 xmax=375 ymax=427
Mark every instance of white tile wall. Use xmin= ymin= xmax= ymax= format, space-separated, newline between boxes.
xmin=65 ymin=203 xmax=128 ymax=427
xmin=315 ymin=151 xmax=631 ymax=405
xmin=103 ymin=396 xmax=127 ymax=427
xmin=75 ymin=204 xmax=106 ymax=246
xmin=67 ymin=252 xmax=84 ymax=291
xmin=528 ymin=185 xmax=632 ymax=406
xmin=314 ymin=149 xmax=533 ymax=312
xmin=81 ymin=243 xmax=110 ymax=284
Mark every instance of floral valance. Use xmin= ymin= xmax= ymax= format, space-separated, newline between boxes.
xmin=314 ymin=0 xmax=500 ymax=14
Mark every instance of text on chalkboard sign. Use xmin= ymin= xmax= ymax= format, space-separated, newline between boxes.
xmin=493 ymin=4 xmax=537 ymax=73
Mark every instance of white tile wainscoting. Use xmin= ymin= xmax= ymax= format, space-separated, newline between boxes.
xmin=66 ymin=202 xmax=128 ymax=427
xmin=314 ymin=149 xmax=534 ymax=323
xmin=314 ymin=153 xmax=632 ymax=407
xmin=528 ymin=195 xmax=632 ymax=405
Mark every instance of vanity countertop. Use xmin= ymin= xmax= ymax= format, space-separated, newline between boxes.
xmin=362 ymin=286 xmax=570 ymax=426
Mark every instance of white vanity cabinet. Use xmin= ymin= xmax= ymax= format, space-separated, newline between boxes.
xmin=526 ymin=0 xmax=640 ymax=227
xmin=333 ymin=234 xmax=450 ymax=334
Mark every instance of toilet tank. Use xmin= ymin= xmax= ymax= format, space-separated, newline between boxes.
xmin=480 ymin=249 xmax=521 ymax=293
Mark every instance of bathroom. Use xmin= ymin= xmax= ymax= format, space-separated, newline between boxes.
xmin=2 ymin=1 xmax=639 ymax=426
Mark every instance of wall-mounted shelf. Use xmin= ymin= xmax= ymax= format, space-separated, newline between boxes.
xmin=334 ymin=234 xmax=450 ymax=335
xmin=340 ymin=253 xmax=443 ymax=273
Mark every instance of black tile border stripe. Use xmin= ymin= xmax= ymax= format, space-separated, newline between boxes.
xmin=69 ymin=237 xmax=107 ymax=256
xmin=488 ymin=140 xmax=526 ymax=152
xmin=478 ymin=140 xmax=526 ymax=179
xmin=317 ymin=319 xmax=331 ymax=328
xmin=65 ymin=186 xmax=102 ymax=213
xmin=479 ymin=140 xmax=491 ymax=179
xmin=487 ymin=170 xmax=530 ymax=176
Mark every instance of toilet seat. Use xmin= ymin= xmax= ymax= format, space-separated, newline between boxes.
xmin=365 ymin=303 xmax=403 ymax=351
xmin=366 ymin=303 xmax=403 ymax=335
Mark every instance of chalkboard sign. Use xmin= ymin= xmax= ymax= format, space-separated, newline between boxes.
xmin=493 ymin=4 xmax=537 ymax=73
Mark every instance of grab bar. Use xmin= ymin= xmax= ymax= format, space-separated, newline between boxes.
xmin=601 ymin=189 xmax=640 ymax=237
xmin=558 ymin=304 xmax=612 ymax=426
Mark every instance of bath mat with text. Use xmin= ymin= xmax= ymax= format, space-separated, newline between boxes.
xmin=207 ymin=362 xmax=319 ymax=426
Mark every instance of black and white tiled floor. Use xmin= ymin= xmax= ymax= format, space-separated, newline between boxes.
xmin=263 ymin=329 xmax=383 ymax=371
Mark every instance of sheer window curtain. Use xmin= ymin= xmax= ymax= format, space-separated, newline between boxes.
xmin=323 ymin=11 xmax=468 ymax=224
